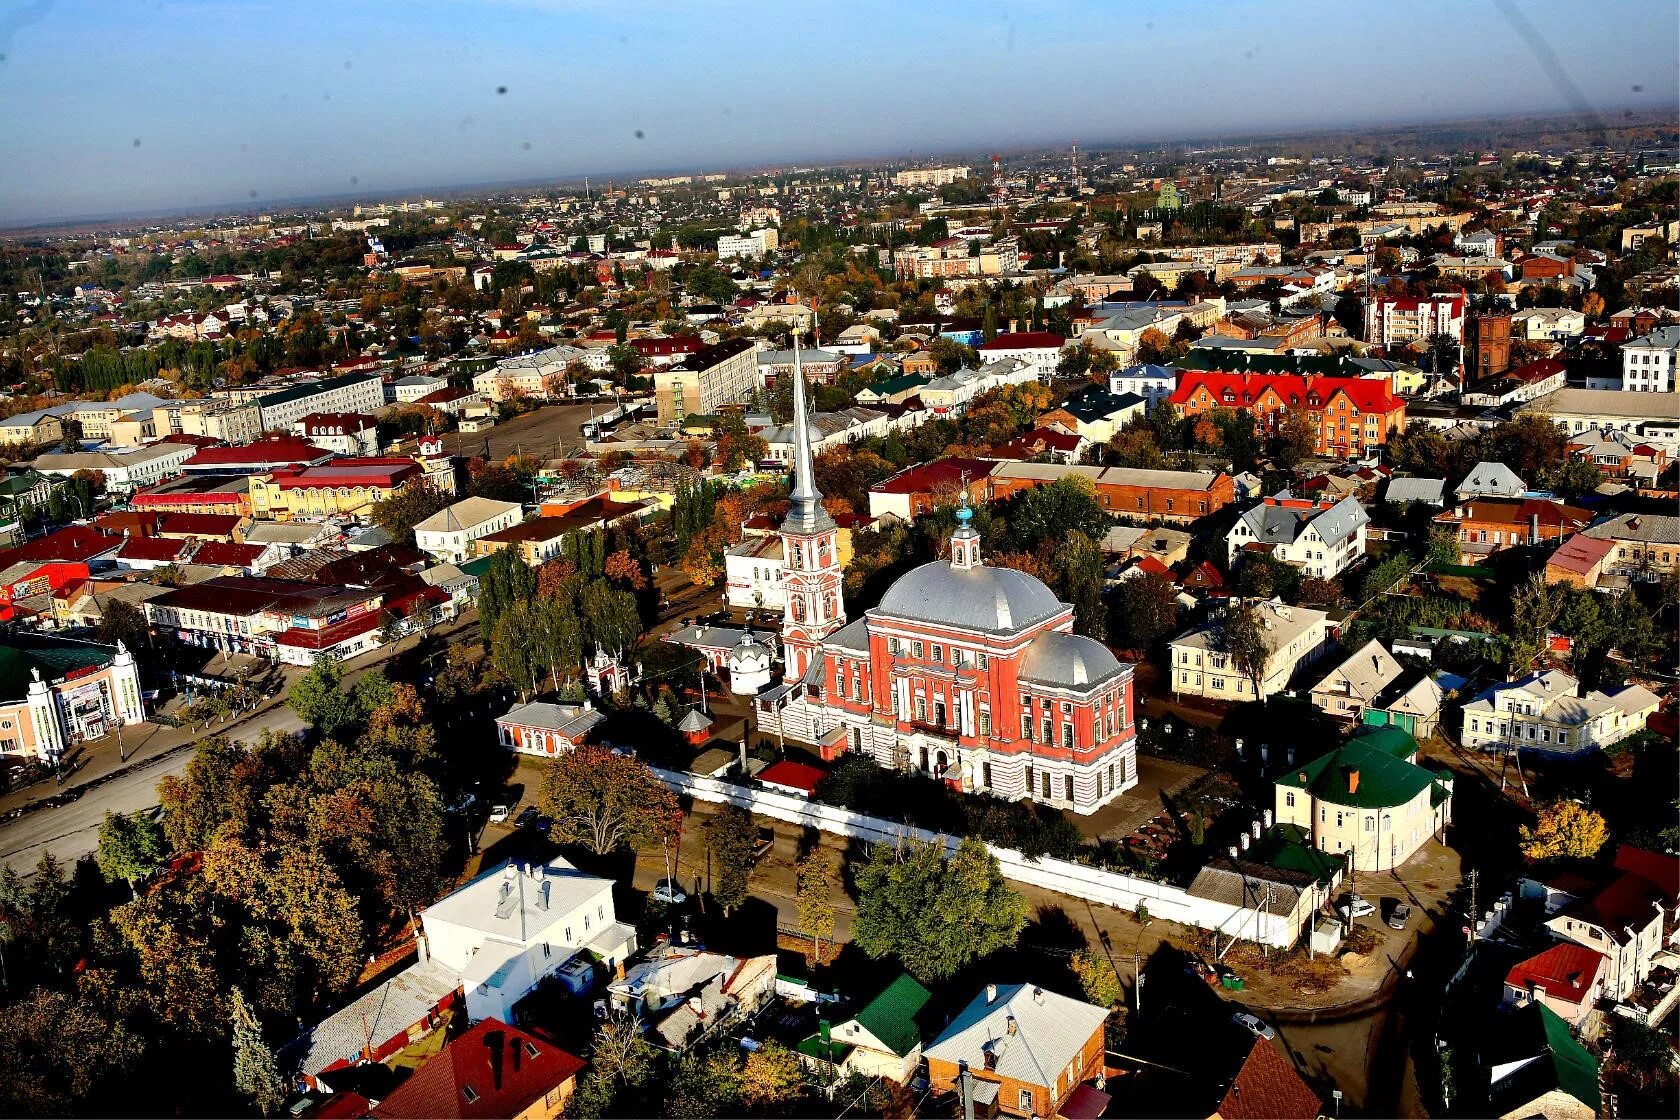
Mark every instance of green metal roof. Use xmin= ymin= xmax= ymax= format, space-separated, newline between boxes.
xmin=1277 ymin=734 xmax=1437 ymax=810
xmin=1252 ymin=823 xmax=1344 ymax=885
xmin=457 ymin=556 xmax=494 ymax=579
xmin=0 ymin=639 xmax=116 ymax=703
xmin=1350 ymin=726 xmax=1419 ymax=761
xmin=864 ymin=372 xmax=929 ymax=395
xmin=1535 ymin=1004 xmax=1600 ymax=1111
xmin=851 ymin=973 xmax=931 ymax=1057
xmin=795 ymin=1034 xmax=854 ymax=1064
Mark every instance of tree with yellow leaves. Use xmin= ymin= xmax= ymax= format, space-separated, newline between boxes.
xmin=1520 ymin=800 xmax=1609 ymax=862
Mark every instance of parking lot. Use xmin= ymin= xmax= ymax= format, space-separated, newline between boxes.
xmin=431 ymin=401 xmax=603 ymax=461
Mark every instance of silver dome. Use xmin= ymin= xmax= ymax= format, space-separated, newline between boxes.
xmin=873 ymin=561 xmax=1065 ymax=634
xmin=1019 ymin=631 xmax=1124 ymax=689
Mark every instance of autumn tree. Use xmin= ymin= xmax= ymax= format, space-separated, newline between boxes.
xmin=852 ymin=836 xmax=1028 ymax=983
xmin=538 ymin=745 xmax=681 ymax=855
xmin=1071 ymin=947 xmax=1125 ymax=1008
xmin=370 ymin=484 xmax=450 ymax=540
xmin=1273 ymin=404 xmax=1318 ymax=470
xmin=1520 ymin=801 xmax=1609 ymax=863
xmin=1114 ymin=571 xmax=1180 ymax=649
xmin=95 ymin=810 xmax=169 ymax=896
xmin=740 ymin=1041 xmax=807 ymax=1110
xmin=796 ymin=849 xmax=838 ymax=961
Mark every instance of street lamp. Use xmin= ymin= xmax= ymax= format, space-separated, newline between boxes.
xmin=1132 ymin=918 xmax=1154 ymax=1015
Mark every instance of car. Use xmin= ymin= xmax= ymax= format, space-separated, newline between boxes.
xmin=515 ymin=806 xmax=540 ymax=829
xmin=1387 ymin=903 xmax=1414 ymax=930
xmin=650 ymin=878 xmax=688 ymax=905
xmin=1344 ymin=893 xmax=1376 ymax=919
xmin=488 ymin=804 xmax=512 ymax=824
xmin=1232 ymin=1011 xmax=1276 ymax=1040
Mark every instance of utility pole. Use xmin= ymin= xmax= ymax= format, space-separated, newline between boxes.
xmin=1467 ymin=867 xmax=1479 ymax=943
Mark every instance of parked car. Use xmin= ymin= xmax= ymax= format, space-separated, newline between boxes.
xmin=488 ymin=804 xmax=512 ymax=824
xmin=1387 ymin=903 xmax=1415 ymax=930
xmin=1344 ymin=893 xmax=1376 ymax=919
xmin=651 ymin=878 xmax=688 ymax=905
xmin=515 ymin=806 xmax=540 ymax=829
xmin=1232 ymin=1011 xmax=1276 ymax=1040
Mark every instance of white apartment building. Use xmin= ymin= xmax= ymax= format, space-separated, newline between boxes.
xmin=1168 ymin=599 xmax=1332 ymax=701
xmin=33 ymin=443 xmax=194 ymax=496
xmin=724 ymin=535 xmax=786 ymax=611
xmin=414 ymin=497 xmax=524 ymax=563
xmin=892 ymin=166 xmax=970 ymax=188
xmin=389 ymin=374 xmax=448 ymax=403
xmin=717 ymin=228 xmax=778 ymax=260
xmin=254 ymin=373 xmax=386 ymax=432
xmin=159 ymin=398 xmax=264 ymax=445
xmin=1226 ymin=494 xmax=1369 ymax=580
xmin=654 ymin=338 xmax=759 ymax=425
xmin=1511 ymin=307 xmax=1585 ymax=343
xmin=1620 ymin=325 xmax=1679 ymax=393
xmin=474 ymin=344 xmax=600 ymax=402
xmin=1365 ymin=294 xmax=1466 ymax=347
xmin=1109 ymin=363 xmax=1179 ymax=412
xmin=1460 ymin=669 xmax=1660 ymax=756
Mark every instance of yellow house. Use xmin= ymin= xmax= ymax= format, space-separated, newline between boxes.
xmin=249 ymin=459 xmax=424 ymax=521
xmin=1274 ymin=728 xmax=1452 ymax=874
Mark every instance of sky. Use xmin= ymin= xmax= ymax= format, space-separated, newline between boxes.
xmin=1 ymin=0 xmax=1675 ymax=225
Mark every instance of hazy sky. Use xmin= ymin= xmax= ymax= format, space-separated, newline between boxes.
xmin=1 ymin=0 xmax=1675 ymax=224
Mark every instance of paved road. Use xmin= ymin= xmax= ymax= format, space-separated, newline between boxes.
xmin=0 ymin=704 xmax=305 ymax=875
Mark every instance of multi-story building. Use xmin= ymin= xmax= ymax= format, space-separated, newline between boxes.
xmin=1433 ymin=497 xmax=1590 ymax=562
xmin=756 ymin=348 xmax=845 ymax=386
xmin=1168 ymin=599 xmax=1332 ymax=701
xmin=144 ymin=575 xmax=387 ymax=663
xmin=628 ymin=335 xmax=706 ymax=368
xmin=716 ymin=228 xmax=778 ymax=259
xmin=1108 ymin=363 xmax=1178 ymax=412
xmin=248 ymin=458 xmax=424 ymax=521
xmin=891 ymin=166 xmax=970 ymax=188
xmin=0 ymin=636 xmax=145 ymax=762
xmin=1460 ymin=669 xmax=1660 ymax=756
xmin=1579 ymin=512 xmax=1680 ymax=581
xmin=32 ymin=444 xmax=194 ymax=496
xmin=975 ymin=331 xmax=1066 ymax=379
xmin=473 ymin=345 xmax=596 ymax=402
xmin=1535 ymin=846 xmax=1678 ymax=1002
xmin=654 ymin=338 xmax=758 ymax=425
xmin=156 ymin=398 xmax=264 ymax=445
xmin=1519 ymin=388 xmax=1680 ymax=452
xmin=414 ymin=497 xmax=524 ymax=563
xmin=292 ymin=412 xmax=380 ymax=456
xmin=252 ymin=373 xmax=385 ymax=431
xmin=1274 ymin=727 xmax=1453 ymax=873
xmin=1620 ymin=324 xmax=1679 ymax=393
xmin=1167 ymin=372 xmax=1406 ymax=458
xmin=1364 ymin=293 xmax=1466 ymax=347
xmin=756 ymin=361 xmax=1139 ymax=815
xmin=986 ymin=463 xmax=1234 ymax=524
xmin=1226 ymin=493 xmax=1368 ymax=580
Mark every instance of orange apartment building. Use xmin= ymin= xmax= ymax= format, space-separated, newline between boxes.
xmin=1167 ymin=371 xmax=1406 ymax=458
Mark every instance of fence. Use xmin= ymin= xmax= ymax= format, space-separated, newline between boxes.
xmin=650 ymin=766 xmax=1303 ymax=949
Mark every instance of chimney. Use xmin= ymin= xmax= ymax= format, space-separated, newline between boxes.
xmin=1348 ymin=768 xmax=1361 ymax=795
xmin=986 ymin=983 xmax=998 ymax=1004
xmin=1229 ymin=846 xmax=1240 ymax=859
xmin=1006 ymin=1015 xmax=1018 ymax=1036
xmin=1530 ymin=513 xmax=1540 ymax=545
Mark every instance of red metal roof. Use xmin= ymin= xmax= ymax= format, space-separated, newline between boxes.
xmin=1215 ymin=1037 xmax=1323 ymax=1120
xmin=0 ymin=526 xmax=121 ymax=567
xmin=191 ymin=541 xmax=265 ymax=568
xmin=271 ymin=459 xmax=423 ymax=490
xmin=274 ymin=610 xmax=382 ymax=651
xmin=979 ymin=331 xmax=1066 ymax=350
xmin=158 ymin=512 xmax=242 ymax=538
xmin=184 ymin=435 xmax=333 ymax=469
xmin=1169 ymin=371 xmax=1402 ymax=414
xmin=117 ymin=536 xmax=190 ymax=562
xmin=1504 ymin=942 xmax=1607 ymax=1006
xmin=758 ymin=759 xmax=827 ymax=794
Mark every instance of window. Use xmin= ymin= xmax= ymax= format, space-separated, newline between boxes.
xmin=979 ymin=711 xmax=991 ymax=737
xmin=1019 ymin=1090 xmax=1034 ymax=1112
xmin=1042 ymin=717 xmax=1052 ymax=742
xmin=1364 ymin=816 xmax=1375 ymax=832
xmin=911 ymin=641 xmax=924 ymax=658
xmin=1062 ymin=725 xmax=1074 ymax=749
xmin=1022 ymin=714 xmax=1033 ymax=739
xmin=915 ymin=697 xmax=927 ymax=722
xmin=1042 ymin=772 xmax=1052 ymax=799
xmin=981 ymin=761 xmax=992 ymax=788
xmin=543 ymin=943 xmax=551 ymax=958
xmin=1025 ymin=764 xmax=1035 ymax=792
xmin=462 ymin=1086 xmax=479 ymax=1104
xmin=1285 ymin=791 xmax=1296 ymax=808
xmin=1065 ymin=774 xmax=1074 ymax=801
xmin=932 ymin=645 xmax=943 ymax=663
xmin=977 ymin=652 xmax=988 ymax=669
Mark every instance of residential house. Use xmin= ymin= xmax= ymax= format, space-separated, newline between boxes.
xmin=1544 ymin=534 xmax=1618 ymax=589
xmin=1502 ymin=943 xmax=1610 ymax=1032
xmin=474 ymin=346 xmax=592 ymax=402
xmin=1579 ymin=512 xmax=1680 ymax=582
xmin=923 ymin=983 xmax=1110 ymax=1120
xmin=976 ymin=331 xmax=1066 ymax=379
xmin=471 ymin=516 xmax=574 ymax=566
xmin=1530 ymin=845 xmax=1679 ymax=1005
xmin=1512 ymin=307 xmax=1586 ymax=343
xmin=1274 ymin=727 xmax=1453 ymax=873
xmin=799 ymin=973 xmax=931 ymax=1085
xmin=0 ymin=409 xmax=65 ymax=449
xmin=415 ymin=498 xmax=524 ymax=563
xmin=366 ymin=1018 xmax=584 ymax=1120
xmin=294 ymin=413 xmax=380 ymax=457
xmin=1486 ymin=1003 xmax=1600 ymax=1120
xmin=1619 ymin=324 xmax=1679 ymax=393
xmin=607 ymin=946 xmax=777 ymax=1052
xmin=1169 ymin=599 xmax=1332 ymax=701
xmin=1455 ymin=462 xmax=1526 ymax=501
xmin=1037 ymin=385 xmax=1145 ymax=444
xmin=1210 ymin=1038 xmax=1324 ymax=1120
xmin=1460 ymin=669 xmax=1660 ymax=756
xmin=1226 ymin=493 xmax=1368 ymax=580
xmin=494 ymin=701 xmax=604 ymax=758
xmin=1108 ymin=363 xmax=1178 ymax=412
xmin=1308 ymin=639 xmax=1444 ymax=738
xmin=1565 ymin=428 xmax=1668 ymax=483
xmin=1433 ymin=498 xmax=1591 ymax=562
xmin=1382 ymin=477 xmax=1446 ymax=507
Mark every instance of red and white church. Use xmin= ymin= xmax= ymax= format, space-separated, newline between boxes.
xmin=756 ymin=350 xmax=1139 ymax=815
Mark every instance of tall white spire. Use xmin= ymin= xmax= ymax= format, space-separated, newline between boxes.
xmin=783 ymin=333 xmax=834 ymax=535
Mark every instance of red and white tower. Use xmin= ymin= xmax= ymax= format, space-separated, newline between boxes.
xmin=779 ymin=338 xmax=845 ymax=684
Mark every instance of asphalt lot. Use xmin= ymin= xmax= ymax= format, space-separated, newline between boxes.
xmin=431 ymin=401 xmax=603 ymax=462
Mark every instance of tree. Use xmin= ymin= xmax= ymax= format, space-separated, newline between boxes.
xmin=94 ymin=599 xmax=150 ymax=651
xmin=1520 ymin=801 xmax=1609 ymax=862
xmin=0 ymin=988 xmax=145 ymax=1116
xmin=1273 ymin=404 xmax=1317 ymax=470
xmin=370 ymin=484 xmax=450 ymax=540
xmin=1215 ymin=600 xmax=1270 ymax=698
xmin=230 ymin=987 xmax=287 ymax=1117
xmin=491 ymin=601 xmax=544 ymax=700
xmin=1424 ymin=527 xmax=1459 ymax=568
xmin=1507 ymin=573 xmax=1565 ymax=674
xmin=287 ymin=658 xmax=363 ymax=740
xmin=795 ymin=849 xmax=837 ymax=961
xmin=1003 ymin=476 xmax=1107 ymax=554
xmin=95 ymin=810 xmax=169 ymax=896
xmin=1058 ymin=530 xmax=1107 ymax=641
xmin=664 ymin=1049 xmax=744 ymax=1119
xmin=703 ymin=806 xmax=758 ymax=915
xmin=1070 ymin=947 xmax=1124 ymax=1008
xmin=739 ymin=1041 xmax=806 ymax=1110
xmin=538 ymin=745 xmax=681 ymax=855
xmin=156 ymin=734 xmax=255 ymax=852
xmin=571 ymin=1007 xmax=657 ymax=1118
xmin=852 ymin=836 xmax=1028 ymax=983
xmin=1544 ymin=457 xmax=1603 ymax=502
xmin=1114 ymin=571 xmax=1179 ymax=649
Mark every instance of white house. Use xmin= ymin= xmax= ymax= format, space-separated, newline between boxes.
xmin=975 ymin=331 xmax=1066 ymax=379
xmin=1168 ymin=598 xmax=1332 ymax=701
xmin=1621 ymin=325 xmax=1680 ymax=393
xmin=1109 ymin=363 xmax=1178 ymax=413
xmin=724 ymin=534 xmax=786 ymax=610
xmin=413 ymin=497 xmax=523 ymax=562
xmin=32 ymin=443 xmax=193 ymax=496
xmin=1226 ymin=494 xmax=1368 ymax=580
xmin=717 ymin=228 xmax=778 ymax=259
xmin=1460 ymin=669 xmax=1660 ymax=756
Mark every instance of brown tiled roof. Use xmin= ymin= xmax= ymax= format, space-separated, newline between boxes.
xmin=1215 ymin=1037 xmax=1322 ymax=1120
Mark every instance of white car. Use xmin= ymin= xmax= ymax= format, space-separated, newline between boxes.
xmin=1232 ymin=1011 xmax=1276 ymax=1040
xmin=488 ymin=804 xmax=511 ymax=824
xmin=651 ymin=878 xmax=688 ymax=905
xmin=1345 ymin=894 xmax=1376 ymax=919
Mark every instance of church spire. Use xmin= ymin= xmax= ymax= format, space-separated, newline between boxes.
xmin=783 ymin=333 xmax=834 ymax=535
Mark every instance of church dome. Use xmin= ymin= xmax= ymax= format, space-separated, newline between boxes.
xmin=1019 ymin=631 xmax=1125 ymax=689
xmin=874 ymin=561 xmax=1065 ymax=635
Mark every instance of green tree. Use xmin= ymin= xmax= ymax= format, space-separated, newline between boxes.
xmin=370 ymin=485 xmax=450 ymax=540
xmin=1507 ymin=573 xmax=1565 ymax=675
xmin=852 ymin=836 xmax=1028 ymax=983
xmin=1002 ymin=476 xmax=1107 ymax=554
xmin=537 ymin=745 xmax=681 ymax=855
xmin=491 ymin=601 xmax=544 ymax=700
xmin=1272 ymin=404 xmax=1317 ymax=470
xmin=95 ymin=810 xmax=169 ymax=896
xmin=230 ymin=987 xmax=287 ymax=1117
xmin=287 ymin=658 xmax=362 ymax=740
xmin=1058 ymin=530 xmax=1108 ymax=641
xmin=156 ymin=735 xmax=254 ymax=852
xmin=664 ymin=1048 xmax=744 ymax=1118
xmin=1216 ymin=600 xmax=1270 ymax=698
xmin=1114 ymin=571 xmax=1180 ymax=649
xmin=1070 ymin=947 xmax=1125 ymax=1008
xmin=703 ymin=806 xmax=758 ymax=915
xmin=740 ymin=1041 xmax=806 ymax=1110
